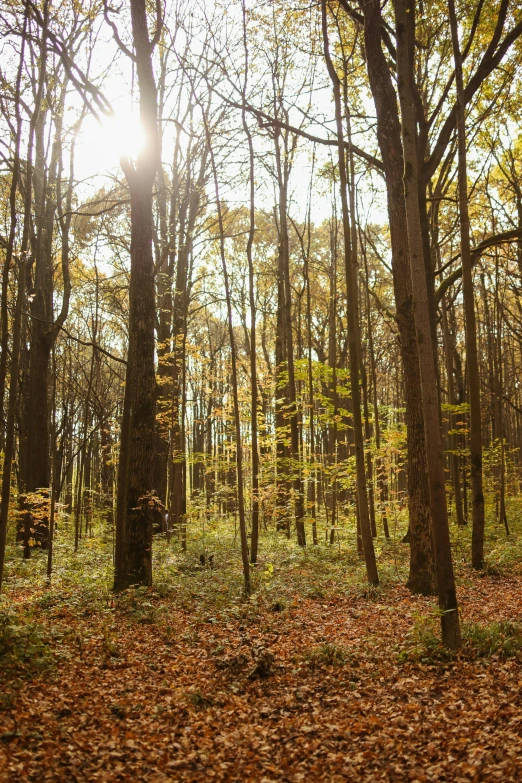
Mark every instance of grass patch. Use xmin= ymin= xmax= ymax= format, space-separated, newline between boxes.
xmin=398 ymin=611 xmax=450 ymax=664
xmin=306 ymin=642 xmax=349 ymax=667
xmin=462 ymin=620 xmax=522 ymax=659
xmin=399 ymin=612 xmax=522 ymax=663
xmin=188 ymin=690 xmax=214 ymax=709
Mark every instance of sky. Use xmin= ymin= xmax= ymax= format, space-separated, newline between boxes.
xmin=69 ymin=0 xmax=388 ymax=234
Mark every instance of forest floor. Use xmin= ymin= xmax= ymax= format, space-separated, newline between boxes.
xmin=1 ymin=509 xmax=522 ymax=782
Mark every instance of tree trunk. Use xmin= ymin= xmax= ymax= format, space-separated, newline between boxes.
xmin=441 ymin=296 xmax=466 ymax=527
xmin=322 ymin=0 xmax=378 ymax=585
xmin=448 ymin=0 xmax=485 ymax=567
xmin=114 ymin=0 xmax=160 ymax=590
xmin=241 ymin=7 xmax=260 ymax=561
xmin=205 ymin=120 xmax=251 ymax=595
xmin=360 ymin=0 xmax=436 ymax=595
xmin=394 ymin=0 xmax=460 ymax=648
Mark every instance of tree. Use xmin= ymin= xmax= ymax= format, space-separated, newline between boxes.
xmin=448 ymin=0 xmax=485 ymax=569
xmin=393 ymin=0 xmax=461 ymax=649
xmin=359 ymin=0 xmax=436 ymax=595
xmin=322 ymin=0 xmax=378 ymax=586
xmin=114 ymin=0 xmax=161 ymax=590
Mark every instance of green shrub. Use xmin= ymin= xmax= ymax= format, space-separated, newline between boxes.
xmin=0 ymin=605 xmax=52 ymax=669
xmin=115 ymin=586 xmax=158 ymax=624
xmin=398 ymin=610 xmax=452 ymax=663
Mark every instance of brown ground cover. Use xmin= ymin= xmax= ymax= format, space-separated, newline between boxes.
xmin=1 ymin=564 xmax=521 ymax=782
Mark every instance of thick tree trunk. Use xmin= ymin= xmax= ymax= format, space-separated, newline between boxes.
xmin=115 ymin=183 xmax=157 ymax=589
xmin=0 ymin=256 xmax=28 ymax=589
xmin=361 ymin=0 xmax=436 ymax=595
xmin=114 ymin=0 xmax=160 ymax=590
xmin=394 ymin=0 xmax=460 ymax=648
xmin=23 ymin=112 xmax=57 ymax=548
xmin=0 ymin=9 xmax=29 ymax=451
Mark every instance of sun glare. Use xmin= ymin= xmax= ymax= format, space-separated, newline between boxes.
xmin=77 ymin=112 xmax=145 ymax=177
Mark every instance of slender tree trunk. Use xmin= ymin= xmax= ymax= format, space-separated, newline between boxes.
xmin=304 ymin=177 xmax=318 ymax=546
xmin=441 ymin=296 xmax=466 ymax=527
xmin=273 ymin=129 xmax=306 ymax=546
xmin=152 ymin=159 xmax=174 ymax=507
xmin=47 ymin=342 xmax=58 ymax=580
xmin=322 ymin=0 xmax=378 ymax=585
xmin=362 ymin=235 xmax=389 ymax=538
xmin=275 ymin=266 xmax=290 ymax=536
xmin=328 ymin=218 xmax=338 ymax=546
xmin=494 ymin=256 xmax=510 ymax=536
xmin=205 ymin=126 xmax=251 ymax=596
xmin=241 ymin=3 xmax=260 ymax=563
xmin=168 ymin=144 xmax=208 ymax=532
xmin=448 ymin=0 xmax=485 ymax=567
xmin=360 ymin=334 xmax=377 ymax=539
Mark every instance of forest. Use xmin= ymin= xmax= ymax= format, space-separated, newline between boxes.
xmin=0 ymin=0 xmax=522 ymax=780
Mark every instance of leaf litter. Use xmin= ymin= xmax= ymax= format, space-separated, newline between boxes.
xmin=0 ymin=552 xmax=521 ymax=782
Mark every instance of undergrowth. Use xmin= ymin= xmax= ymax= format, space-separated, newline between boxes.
xmin=399 ymin=612 xmax=522 ymax=664
xmin=0 ymin=497 xmax=521 ymax=678
xmin=306 ymin=642 xmax=349 ymax=667
xmin=0 ymin=603 xmax=54 ymax=672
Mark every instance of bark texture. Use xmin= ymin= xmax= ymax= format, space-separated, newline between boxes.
xmin=114 ymin=0 xmax=160 ymax=590
xmin=361 ymin=0 xmax=436 ymax=595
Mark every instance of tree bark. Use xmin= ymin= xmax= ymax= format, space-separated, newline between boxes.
xmin=241 ymin=3 xmax=260 ymax=562
xmin=360 ymin=0 xmax=436 ymax=595
xmin=114 ymin=0 xmax=160 ymax=590
xmin=448 ymin=0 xmax=485 ymax=568
xmin=394 ymin=0 xmax=460 ymax=648
xmin=441 ymin=295 xmax=466 ymax=527
xmin=322 ymin=0 xmax=378 ymax=585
